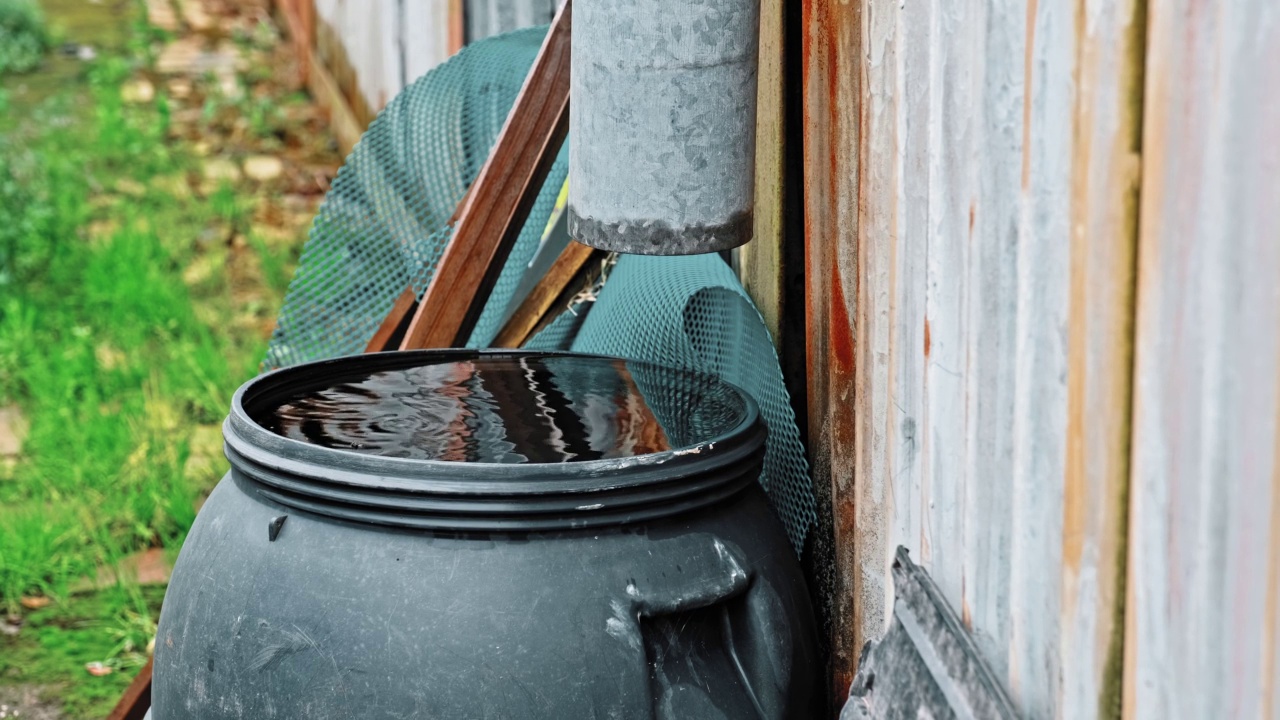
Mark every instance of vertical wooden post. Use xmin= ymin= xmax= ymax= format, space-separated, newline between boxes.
xmin=800 ymin=0 xmax=861 ymax=703
xmin=448 ymin=0 xmax=466 ymax=54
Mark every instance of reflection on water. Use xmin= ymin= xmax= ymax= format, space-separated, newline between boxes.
xmin=253 ymin=355 xmax=748 ymax=464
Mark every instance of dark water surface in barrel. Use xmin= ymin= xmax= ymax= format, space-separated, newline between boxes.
xmin=251 ymin=355 xmax=748 ymax=463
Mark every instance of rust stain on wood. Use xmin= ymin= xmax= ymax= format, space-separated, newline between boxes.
xmin=829 ymin=263 xmax=855 ymax=377
xmin=802 ymin=0 xmax=862 ymax=703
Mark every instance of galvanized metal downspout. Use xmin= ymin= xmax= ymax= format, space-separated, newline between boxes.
xmin=569 ymin=0 xmax=760 ymax=255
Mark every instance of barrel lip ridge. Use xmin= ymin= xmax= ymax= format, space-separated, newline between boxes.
xmin=223 ymin=349 xmax=768 ymax=529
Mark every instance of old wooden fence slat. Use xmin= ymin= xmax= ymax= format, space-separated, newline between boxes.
xmin=1123 ymin=1 xmax=1280 ymax=717
xmin=1061 ymin=0 xmax=1146 ymax=717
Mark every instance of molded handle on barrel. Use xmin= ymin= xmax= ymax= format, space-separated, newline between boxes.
xmin=628 ymin=537 xmax=751 ymax=615
xmin=611 ymin=536 xmax=768 ymax=719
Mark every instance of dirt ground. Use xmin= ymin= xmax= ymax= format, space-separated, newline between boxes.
xmin=0 ymin=684 xmax=63 ymax=720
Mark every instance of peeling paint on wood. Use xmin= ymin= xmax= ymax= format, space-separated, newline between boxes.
xmin=805 ymin=0 xmax=1145 ymax=716
xmin=1123 ymin=0 xmax=1280 ymax=718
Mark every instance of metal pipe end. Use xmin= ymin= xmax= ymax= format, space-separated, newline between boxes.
xmin=568 ymin=208 xmax=753 ymax=256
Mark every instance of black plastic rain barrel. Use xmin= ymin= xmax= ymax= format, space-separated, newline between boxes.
xmin=152 ymin=350 xmax=818 ymax=718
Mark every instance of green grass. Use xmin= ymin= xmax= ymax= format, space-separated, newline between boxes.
xmin=0 ymin=585 xmax=165 ymax=718
xmin=0 ymin=4 xmax=312 ymax=716
xmin=0 ymin=60 xmax=249 ymax=608
xmin=0 ymin=0 xmax=51 ymax=75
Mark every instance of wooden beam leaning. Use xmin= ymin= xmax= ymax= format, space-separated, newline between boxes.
xmin=492 ymin=241 xmax=600 ymax=348
xmin=366 ymin=180 xmax=481 ymax=353
xmin=399 ymin=1 xmax=572 ymax=350
xmin=364 ymin=287 xmax=419 ymax=353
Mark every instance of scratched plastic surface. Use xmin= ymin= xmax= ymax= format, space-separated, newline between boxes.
xmin=253 ymin=354 xmax=748 ymax=463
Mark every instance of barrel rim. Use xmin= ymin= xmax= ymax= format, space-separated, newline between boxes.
xmin=223 ymin=349 xmax=768 ymax=529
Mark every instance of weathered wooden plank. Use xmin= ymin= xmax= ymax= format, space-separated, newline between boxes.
xmin=465 ymin=0 xmax=557 ymax=43
xmin=1060 ymin=0 xmax=1145 ymax=717
xmin=399 ymin=0 xmax=571 ymax=349
xmin=1123 ymin=1 xmax=1280 ymax=718
xmin=307 ymin=0 xmax=453 ymax=123
xmin=403 ymin=0 xmax=452 ymax=84
xmin=806 ymin=0 xmax=1145 ymax=716
xmin=801 ymin=0 xmax=860 ymax=702
xmin=303 ymin=35 xmax=365 ymax=155
xmin=449 ymin=0 xmax=465 ymax=54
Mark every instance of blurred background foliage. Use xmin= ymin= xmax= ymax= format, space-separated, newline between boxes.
xmin=0 ymin=0 xmax=338 ymax=714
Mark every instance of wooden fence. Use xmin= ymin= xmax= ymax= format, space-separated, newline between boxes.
xmin=272 ymin=0 xmax=550 ymax=152
xmin=798 ymin=0 xmax=1280 ymax=717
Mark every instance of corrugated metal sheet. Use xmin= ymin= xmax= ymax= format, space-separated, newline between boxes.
xmin=1123 ymin=0 xmax=1280 ymax=717
xmin=803 ymin=0 xmax=1146 ymax=715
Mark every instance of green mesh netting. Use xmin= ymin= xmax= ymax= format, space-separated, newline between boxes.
xmin=526 ymin=255 xmax=816 ymax=552
xmin=263 ymin=28 xmax=816 ymax=554
xmin=264 ymin=26 xmax=567 ymax=369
